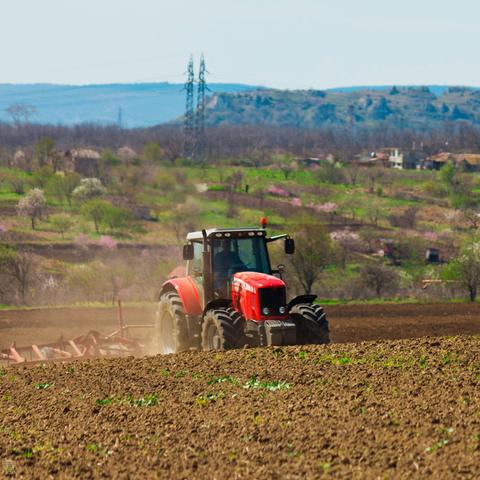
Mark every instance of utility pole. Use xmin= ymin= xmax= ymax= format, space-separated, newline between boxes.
xmin=117 ymin=107 xmax=123 ymax=129
xmin=183 ymin=55 xmax=195 ymax=159
xmin=194 ymin=53 xmax=208 ymax=161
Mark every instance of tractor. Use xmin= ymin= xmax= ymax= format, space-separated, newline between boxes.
xmin=155 ymin=222 xmax=329 ymax=353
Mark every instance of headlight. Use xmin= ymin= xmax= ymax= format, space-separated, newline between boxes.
xmin=262 ymin=307 xmax=270 ymax=315
xmin=279 ymin=306 xmax=286 ymax=314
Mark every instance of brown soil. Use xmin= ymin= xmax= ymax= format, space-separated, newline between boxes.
xmin=1 ymin=302 xmax=479 ymax=350
xmin=1 ymin=336 xmax=480 ymax=478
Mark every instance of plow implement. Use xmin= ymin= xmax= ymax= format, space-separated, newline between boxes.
xmin=1 ymin=301 xmax=154 ymax=366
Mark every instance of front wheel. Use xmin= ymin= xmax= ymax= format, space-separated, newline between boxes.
xmin=201 ymin=308 xmax=245 ymax=351
xmin=290 ymin=303 xmax=330 ymax=344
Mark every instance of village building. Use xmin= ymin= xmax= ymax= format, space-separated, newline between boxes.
xmin=64 ymin=148 xmax=101 ymax=177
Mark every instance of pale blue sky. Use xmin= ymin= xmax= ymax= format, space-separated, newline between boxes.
xmin=2 ymin=0 xmax=479 ymax=88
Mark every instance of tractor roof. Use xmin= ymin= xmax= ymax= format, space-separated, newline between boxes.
xmin=187 ymin=228 xmax=266 ymax=242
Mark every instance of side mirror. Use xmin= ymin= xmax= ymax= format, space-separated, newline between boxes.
xmin=183 ymin=244 xmax=194 ymax=261
xmin=285 ymin=238 xmax=295 ymax=254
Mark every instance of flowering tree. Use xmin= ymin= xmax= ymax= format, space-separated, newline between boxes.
xmin=17 ymin=188 xmax=46 ymax=230
xmin=291 ymin=197 xmax=302 ymax=207
xmin=266 ymin=185 xmax=291 ymax=198
xmin=73 ymin=233 xmax=90 ymax=248
xmin=72 ymin=178 xmax=106 ymax=202
xmin=98 ymin=235 xmax=118 ymax=249
xmin=314 ymin=202 xmax=338 ymax=214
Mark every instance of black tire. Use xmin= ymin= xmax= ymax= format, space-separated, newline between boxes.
xmin=201 ymin=308 xmax=245 ymax=351
xmin=290 ymin=303 xmax=330 ymax=344
xmin=155 ymin=292 xmax=191 ymax=354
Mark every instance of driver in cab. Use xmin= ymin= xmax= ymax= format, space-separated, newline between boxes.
xmin=214 ymin=239 xmax=246 ymax=295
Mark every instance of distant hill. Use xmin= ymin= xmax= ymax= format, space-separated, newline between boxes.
xmin=205 ymin=86 xmax=480 ymax=130
xmin=1 ymin=83 xmax=480 ymax=130
xmin=0 ymin=83 xmax=259 ymax=128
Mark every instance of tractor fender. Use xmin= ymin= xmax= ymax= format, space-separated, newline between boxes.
xmin=159 ymin=277 xmax=203 ymax=317
xmin=202 ymin=299 xmax=232 ymax=318
xmin=288 ymin=294 xmax=317 ymax=310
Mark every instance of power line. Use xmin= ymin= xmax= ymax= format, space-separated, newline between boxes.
xmin=194 ymin=53 xmax=209 ymax=161
xmin=183 ymin=55 xmax=195 ymax=159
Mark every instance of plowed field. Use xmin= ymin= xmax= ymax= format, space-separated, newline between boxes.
xmin=1 ymin=336 xmax=480 ymax=478
xmin=1 ymin=304 xmax=480 ymax=478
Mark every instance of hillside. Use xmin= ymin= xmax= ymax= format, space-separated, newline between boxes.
xmin=0 ymin=83 xmax=258 ymax=128
xmin=205 ymin=86 xmax=480 ymax=129
xmin=1 ymin=83 xmax=480 ymax=130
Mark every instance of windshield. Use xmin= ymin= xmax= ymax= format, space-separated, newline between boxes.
xmin=212 ymin=237 xmax=270 ymax=287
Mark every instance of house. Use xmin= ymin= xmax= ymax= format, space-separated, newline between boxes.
xmin=424 ymin=152 xmax=455 ymax=170
xmin=457 ymin=153 xmax=480 ymax=173
xmin=64 ymin=148 xmax=101 ymax=177
xmin=381 ymin=148 xmax=425 ymax=170
xmin=423 ymin=152 xmax=480 ymax=172
xmin=355 ymin=151 xmax=389 ymax=167
xmin=296 ymin=154 xmax=335 ymax=168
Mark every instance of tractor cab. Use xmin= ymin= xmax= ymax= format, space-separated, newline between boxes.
xmin=183 ymin=227 xmax=294 ymax=303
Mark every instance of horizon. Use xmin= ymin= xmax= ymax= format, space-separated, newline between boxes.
xmin=1 ymin=81 xmax=480 ymax=91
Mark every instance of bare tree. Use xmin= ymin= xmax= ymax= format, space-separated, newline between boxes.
xmin=444 ymin=241 xmax=480 ymax=302
xmin=287 ymin=221 xmax=333 ymax=294
xmin=358 ymin=263 xmax=399 ymax=297
xmin=0 ymin=246 xmax=38 ymax=304
xmin=6 ymin=103 xmax=37 ymax=126
xmin=225 ymin=170 xmax=243 ymax=218
xmin=171 ymin=199 xmax=200 ymax=243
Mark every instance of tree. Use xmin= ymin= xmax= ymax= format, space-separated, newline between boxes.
xmin=17 ymin=188 xmax=46 ymax=229
xmin=72 ymin=178 xmax=106 ymax=202
xmin=443 ymin=241 xmax=480 ymax=302
xmin=0 ymin=170 xmax=28 ymax=194
xmin=0 ymin=246 xmax=38 ymax=304
xmin=50 ymin=214 xmax=74 ymax=238
xmin=171 ymin=199 xmax=200 ymax=242
xmin=439 ymin=160 xmax=456 ymax=191
xmin=358 ymin=263 xmax=399 ymax=297
xmin=272 ymin=153 xmax=295 ymax=180
xmin=287 ymin=220 xmax=333 ymax=294
xmin=372 ymin=97 xmax=392 ymax=120
xmin=142 ymin=142 xmax=165 ymax=164
xmin=46 ymin=172 xmax=81 ymax=206
xmin=6 ymin=103 xmax=36 ymax=126
xmin=35 ymin=137 xmax=56 ymax=167
xmin=103 ymin=206 xmax=132 ymax=234
xmin=81 ymin=199 xmax=111 ymax=233
xmin=225 ymin=170 xmax=243 ymax=218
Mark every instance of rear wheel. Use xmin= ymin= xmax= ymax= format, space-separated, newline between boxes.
xmin=290 ymin=303 xmax=330 ymax=344
xmin=201 ymin=308 xmax=245 ymax=351
xmin=155 ymin=292 xmax=190 ymax=354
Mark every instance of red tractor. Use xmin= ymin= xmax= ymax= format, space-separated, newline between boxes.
xmin=155 ymin=224 xmax=329 ymax=352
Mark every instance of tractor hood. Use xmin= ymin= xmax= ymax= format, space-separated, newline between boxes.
xmin=232 ymin=271 xmax=285 ymax=292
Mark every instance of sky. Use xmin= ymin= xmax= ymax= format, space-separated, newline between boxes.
xmin=1 ymin=0 xmax=479 ymax=89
